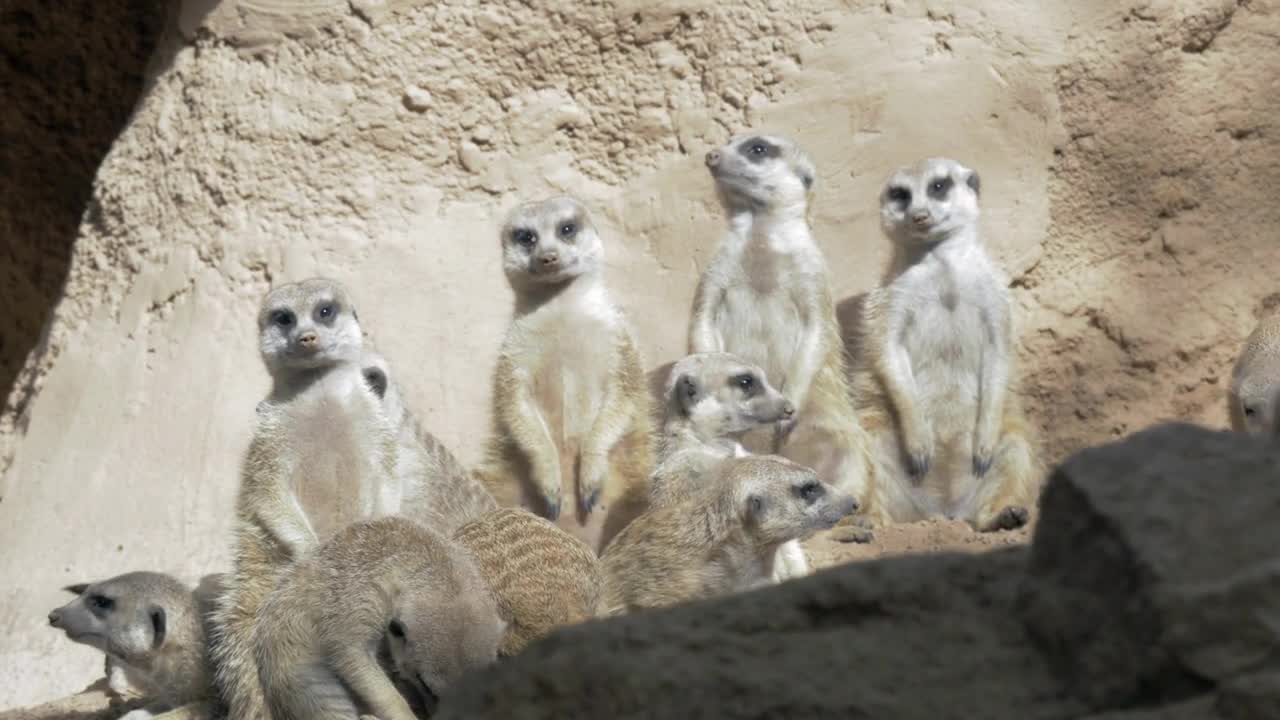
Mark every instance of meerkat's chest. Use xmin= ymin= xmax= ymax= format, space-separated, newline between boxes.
xmin=511 ymin=309 xmax=620 ymax=437
xmin=895 ymin=265 xmax=1006 ymax=373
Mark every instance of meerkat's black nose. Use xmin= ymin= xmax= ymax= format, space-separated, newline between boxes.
xmin=297 ymin=331 xmax=319 ymax=348
xmin=911 ymin=210 xmax=931 ymax=224
xmin=705 ymin=150 xmax=721 ymax=168
xmin=48 ymin=610 xmax=60 ymax=626
xmin=781 ymin=401 xmax=796 ymax=417
xmin=539 ymin=252 xmax=559 ymax=266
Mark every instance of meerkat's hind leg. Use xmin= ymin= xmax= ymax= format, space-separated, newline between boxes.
xmin=966 ymin=427 xmax=1039 ymax=533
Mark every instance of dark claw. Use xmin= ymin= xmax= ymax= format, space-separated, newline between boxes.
xmin=543 ymin=496 xmax=561 ymax=520
xmin=984 ymin=505 xmax=1030 ymax=532
xmin=973 ymin=454 xmax=993 ymax=477
xmin=579 ymin=488 xmax=601 ymax=516
xmin=907 ymin=453 xmax=930 ymax=479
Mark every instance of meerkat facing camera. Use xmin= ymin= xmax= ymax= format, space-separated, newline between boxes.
xmin=689 ymin=132 xmax=885 ymax=536
xmin=852 ymin=157 xmax=1041 ymax=532
xmin=255 ymin=516 xmax=505 ymax=720
xmin=651 ymin=352 xmax=811 ymax=582
xmin=600 ymin=454 xmax=855 ymax=615
xmin=48 ymin=571 xmax=216 ymax=720
xmin=1229 ymin=311 xmax=1280 ymax=436
xmin=453 ymin=507 xmax=602 ymax=656
xmin=476 ymin=196 xmax=655 ymax=554
xmin=212 ymin=278 xmax=400 ymax=720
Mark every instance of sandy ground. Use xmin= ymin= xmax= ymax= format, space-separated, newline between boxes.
xmin=1 ymin=518 xmax=1032 ymax=720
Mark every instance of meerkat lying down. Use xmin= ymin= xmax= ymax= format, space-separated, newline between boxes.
xmin=48 ymin=571 xmax=217 ymax=720
xmin=600 ymin=454 xmax=855 ymax=615
xmin=254 ymin=515 xmax=504 ymax=720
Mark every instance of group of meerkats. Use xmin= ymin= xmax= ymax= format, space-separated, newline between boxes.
xmin=48 ymin=131 xmax=1280 ymax=720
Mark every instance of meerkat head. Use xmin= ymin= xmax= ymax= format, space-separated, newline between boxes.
xmin=385 ymin=589 xmax=505 ymax=712
xmin=1229 ymin=361 xmax=1280 ymax=435
xmin=257 ymin=277 xmax=363 ymax=376
xmin=48 ymin=572 xmax=188 ymax=663
xmin=704 ymin=133 xmax=816 ymax=215
xmin=665 ymin=352 xmax=795 ymax=438
xmin=879 ymin=157 xmax=981 ymax=246
xmin=722 ymin=455 xmax=856 ymax=546
xmin=500 ymin=196 xmax=604 ymax=291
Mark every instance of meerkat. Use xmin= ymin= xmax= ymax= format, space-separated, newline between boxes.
xmin=211 ymin=278 xmax=400 ymax=720
xmin=453 ymin=507 xmax=602 ymax=656
xmin=476 ymin=195 xmax=655 ymax=554
xmin=851 ymin=157 xmax=1040 ymax=532
xmin=600 ymin=454 xmax=855 ymax=615
xmin=689 ymin=132 xmax=885 ymax=537
xmin=650 ymin=352 xmax=813 ymax=582
xmin=254 ymin=516 xmax=505 ymax=720
xmin=1229 ymin=311 xmax=1280 ymax=436
xmin=359 ymin=349 xmax=498 ymax=533
xmin=48 ymin=572 xmax=216 ymax=720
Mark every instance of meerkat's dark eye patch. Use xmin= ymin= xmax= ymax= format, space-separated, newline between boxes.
xmin=270 ymin=309 xmax=295 ymax=328
xmin=887 ymin=186 xmax=911 ymax=205
xmin=738 ymin=136 xmax=780 ymax=163
xmin=511 ymin=228 xmax=537 ymax=248
xmin=388 ymin=619 xmax=407 ymax=639
xmin=927 ymin=176 xmax=954 ymax=199
xmin=88 ymin=594 xmax=114 ymax=611
xmin=796 ymin=480 xmax=824 ymax=503
xmin=731 ymin=373 xmax=758 ymax=395
xmin=558 ymin=219 xmax=578 ymax=239
xmin=1244 ymin=404 xmax=1257 ymax=417
xmin=315 ymin=302 xmax=337 ymax=322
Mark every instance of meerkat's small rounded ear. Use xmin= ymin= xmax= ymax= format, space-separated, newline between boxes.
xmin=674 ymin=374 xmax=701 ymax=415
xmin=63 ymin=584 xmax=89 ymax=596
xmin=149 ymin=606 xmax=167 ymax=649
xmin=362 ymin=367 xmax=388 ymax=399
xmin=966 ymin=170 xmax=980 ymax=196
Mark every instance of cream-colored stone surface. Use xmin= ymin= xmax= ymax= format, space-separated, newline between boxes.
xmin=1 ymin=0 xmax=1275 ymax=710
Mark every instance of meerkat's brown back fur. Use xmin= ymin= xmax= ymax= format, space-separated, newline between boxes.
xmin=454 ymin=507 xmax=602 ymax=656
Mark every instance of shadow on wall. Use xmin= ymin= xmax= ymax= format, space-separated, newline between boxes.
xmin=0 ymin=1 xmax=166 ymax=420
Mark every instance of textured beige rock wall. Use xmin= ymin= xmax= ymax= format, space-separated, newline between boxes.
xmin=1 ymin=0 xmax=1275 ymax=709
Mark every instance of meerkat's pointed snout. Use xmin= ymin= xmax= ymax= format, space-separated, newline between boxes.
xmin=705 ymin=149 xmax=721 ymax=168
xmin=781 ymin=400 xmax=796 ymax=417
xmin=910 ymin=208 xmax=931 ymax=225
xmin=296 ymin=330 xmax=319 ymax=349
xmin=47 ymin=609 xmax=60 ymax=627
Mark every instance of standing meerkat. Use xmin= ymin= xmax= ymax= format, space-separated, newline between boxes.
xmin=689 ymin=132 xmax=884 ymax=534
xmin=600 ymin=454 xmax=855 ymax=615
xmin=651 ymin=352 xmax=811 ymax=582
xmin=212 ymin=278 xmax=400 ymax=720
xmin=48 ymin=572 xmax=216 ymax=720
xmin=359 ymin=349 xmax=499 ymax=533
xmin=1228 ymin=311 xmax=1280 ymax=436
xmin=453 ymin=507 xmax=602 ymax=657
xmin=255 ymin=516 xmax=505 ymax=720
xmin=476 ymin=195 xmax=655 ymax=554
xmin=852 ymin=157 xmax=1040 ymax=532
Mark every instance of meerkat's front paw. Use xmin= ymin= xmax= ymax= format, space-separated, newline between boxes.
xmin=902 ymin=429 xmax=934 ymax=480
xmin=534 ymin=465 xmax=563 ymax=520
xmin=577 ymin=452 xmax=607 ymax=515
xmin=972 ymin=423 xmax=999 ymax=477
xmin=829 ymin=514 xmax=876 ymax=544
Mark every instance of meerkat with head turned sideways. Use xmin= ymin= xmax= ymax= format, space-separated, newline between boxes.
xmin=255 ymin=516 xmax=505 ymax=720
xmin=212 ymin=277 xmax=400 ymax=720
xmin=453 ymin=507 xmax=602 ymax=657
xmin=48 ymin=572 xmax=216 ymax=720
xmin=1228 ymin=311 xmax=1280 ymax=436
xmin=359 ymin=349 xmax=498 ymax=534
xmin=689 ymin=133 xmax=884 ymax=538
xmin=600 ymin=454 xmax=855 ymax=615
xmin=852 ymin=157 xmax=1041 ymax=532
xmin=651 ymin=352 xmax=811 ymax=582
xmin=476 ymin=195 xmax=655 ymax=554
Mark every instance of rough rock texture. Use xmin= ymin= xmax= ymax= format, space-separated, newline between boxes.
xmin=3 ymin=0 xmax=1280 ymax=709
xmin=429 ymin=423 xmax=1276 ymax=719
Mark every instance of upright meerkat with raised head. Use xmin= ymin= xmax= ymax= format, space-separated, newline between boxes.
xmin=360 ymin=349 xmax=498 ymax=533
xmin=1229 ymin=311 xmax=1280 ymax=436
xmin=477 ymin=196 xmax=655 ymax=554
xmin=651 ymin=352 xmax=811 ymax=582
xmin=853 ymin=157 xmax=1040 ymax=532
xmin=453 ymin=507 xmax=602 ymax=656
xmin=212 ymin=278 xmax=399 ymax=720
xmin=689 ymin=132 xmax=884 ymax=534
xmin=601 ymin=454 xmax=855 ymax=615
xmin=255 ymin=516 xmax=505 ymax=720
xmin=48 ymin=572 xmax=215 ymax=720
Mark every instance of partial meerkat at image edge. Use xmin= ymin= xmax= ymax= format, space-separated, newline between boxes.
xmin=1229 ymin=310 xmax=1280 ymax=436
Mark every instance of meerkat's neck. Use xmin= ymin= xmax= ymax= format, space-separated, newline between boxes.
xmin=268 ymin=360 xmax=361 ymax=404
xmin=727 ymin=202 xmax=812 ymax=251
xmin=513 ymin=272 xmax=605 ymax=316
xmin=886 ymin=224 xmax=981 ymax=279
